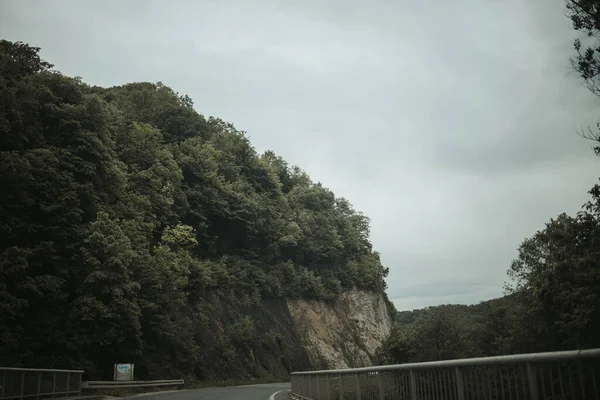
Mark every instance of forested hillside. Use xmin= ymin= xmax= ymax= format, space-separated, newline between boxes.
xmin=377 ymin=295 xmax=533 ymax=364
xmin=378 ymin=0 xmax=600 ymax=366
xmin=0 ymin=40 xmax=392 ymax=381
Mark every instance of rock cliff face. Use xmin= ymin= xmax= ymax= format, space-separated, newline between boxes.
xmin=195 ymin=289 xmax=392 ymax=381
xmin=286 ymin=289 xmax=393 ymax=370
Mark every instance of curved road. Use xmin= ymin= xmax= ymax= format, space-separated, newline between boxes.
xmin=126 ymin=383 xmax=290 ymax=400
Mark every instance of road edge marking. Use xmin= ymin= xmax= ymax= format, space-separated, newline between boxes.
xmin=269 ymin=390 xmax=283 ymax=400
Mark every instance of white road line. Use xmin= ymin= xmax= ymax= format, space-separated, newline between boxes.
xmin=269 ymin=390 xmax=283 ymax=400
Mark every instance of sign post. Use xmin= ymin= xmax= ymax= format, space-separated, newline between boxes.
xmin=113 ymin=364 xmax=134 ymax=381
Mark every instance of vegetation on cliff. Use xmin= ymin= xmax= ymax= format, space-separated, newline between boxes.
xmin=377 ymin=0 xmax=600 ymax=365
xmin=0 ymin=39 xmax=391 ymax=380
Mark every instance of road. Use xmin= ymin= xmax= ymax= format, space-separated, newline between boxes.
xmin=125 ymin=382 xmax=290 ymax=400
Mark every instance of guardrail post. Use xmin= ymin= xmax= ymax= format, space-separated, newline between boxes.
xmin=302 ymin=374 xmax=305 ymax=397
xmin=37 ymin=372 xmax=42 ymax=400
xmin=317 ymin=374 xmax=320 ymax=400
xmin=51 ymin=372 xmax=56 ymax=398
xmin=20 ymin=372 xmax=25 ymax=400
xmin=66 ymin=373 xmax=70 ymax=397
xmin=409 ymin=370 xmax=417 ymax=400
xmin=1 ymin=370 xmax=6 ymax=398
xmin=378 ymin=372 xmax=385 ymax=400
xmin=326 ymin=373 xmax=330 ymax=399
xmin=455 ymin=368 xmax=465 ymax=400
xmin=339 ymin=373 xmax=344 ymax=400
xmin=356 ymin=373 xmax=361 ymax=400
xmin=526 ymin=363 xmax=539 ymax=400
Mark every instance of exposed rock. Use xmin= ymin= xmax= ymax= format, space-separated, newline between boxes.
xmin=192 ymin=289 xmax=392 ymax=381
xmin=286 ymin=289 xmax=392 ymax=370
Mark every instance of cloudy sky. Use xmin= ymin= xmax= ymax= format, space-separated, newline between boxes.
xmin=2 ymin=0 xmax=599 ymax=311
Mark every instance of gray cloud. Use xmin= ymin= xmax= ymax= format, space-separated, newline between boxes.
xmin=2 ymin=0 xmax=599 ymax=311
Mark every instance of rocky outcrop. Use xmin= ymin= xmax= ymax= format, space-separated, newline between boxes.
xmin=194 ymin=289 xmax=392 ymax=381
xmin=286 ymin=289 xmax=393 ymax=370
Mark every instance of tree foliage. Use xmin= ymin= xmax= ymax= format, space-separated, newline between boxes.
xmin=568 ymin=0 xmax=600 ymax=95
xmin=377 ymin=292 xmax=559 ymax=365
xmin=0 ymin=39 xmax=390 ymax=380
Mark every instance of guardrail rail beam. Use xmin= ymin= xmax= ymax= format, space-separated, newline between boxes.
xmin=290 ymin=348 xmax=600 ymax=400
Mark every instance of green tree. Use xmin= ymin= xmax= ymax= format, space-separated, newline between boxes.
xmin=568 ymin=0 xmax=600 ymax=95
xmin=68 ymin=212 xmax=141 ymax=377
xmin=507 ymin=209 xmax=600 ymax=350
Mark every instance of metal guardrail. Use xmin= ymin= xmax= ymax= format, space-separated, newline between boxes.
xmin=290 ymin=349 xmax=600 ymax=400
xmin=0 ymin=367 xmax=185 ymax=398
xmin=81 ymin=379 xmax=184 ymax=389
xmin=0 ymin=367 xmax=84 ymax=400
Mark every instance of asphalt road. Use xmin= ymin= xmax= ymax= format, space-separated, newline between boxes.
xmin=125 ymin=383 xmax=291 ymax=400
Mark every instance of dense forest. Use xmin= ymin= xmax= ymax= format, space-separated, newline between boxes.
xmin=0 ymin=39 xmax=392 ymax=381
xmin=377 ymin=0 xmax=600 ymax=366
xmin=376 ymin=295 xmax=534 ymax=364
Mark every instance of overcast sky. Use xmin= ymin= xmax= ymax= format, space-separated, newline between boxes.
xmin=2 ymin=0 xmax=599 ymax=311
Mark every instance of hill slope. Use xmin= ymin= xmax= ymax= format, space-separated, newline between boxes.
xmin=377 ymin=294 xmax=545 ymax=365
xmin=0 ymin=40 xmax=393 ymax=381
